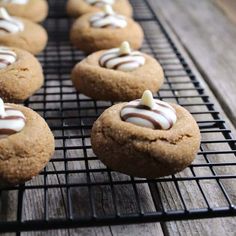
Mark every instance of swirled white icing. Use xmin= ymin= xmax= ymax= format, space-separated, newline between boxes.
xmin=85 ymin=0 xmax=114 ymax=7
xmin=0 ymin=98 xmax=26 ymax=138
xmin=90 ymin=5 xmax=127 ymax=28
xmin=0 ymin=46 xmax=17 ymax=69
xmin=0 ymin=7 xmax=24 ymax=34
xmin=99 ymin=41 xmax=145 ymax=72
xmin=120 ymin=90 xmax=177 ymax=130
xmin=0 ymin=0 xmax=28 ymax=4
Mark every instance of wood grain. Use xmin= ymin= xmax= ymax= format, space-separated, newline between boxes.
xmin=148 ymin=0 xmax=236 ymax=235
xmin=215 ymin=0 xmax=236 ymax=24
xmin=148 ymin=0 xmax=236 ymax=130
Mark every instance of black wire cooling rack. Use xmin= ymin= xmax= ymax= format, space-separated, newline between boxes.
xmin=0 ymin=0 xmax=236 ymax=233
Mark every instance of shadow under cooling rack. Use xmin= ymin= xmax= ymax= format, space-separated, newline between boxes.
xmin=0 ymin=0 xmax=236 ymax=233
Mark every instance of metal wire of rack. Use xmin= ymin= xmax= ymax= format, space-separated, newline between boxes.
xmin=0 ymin=0 xmax=236 ymax=233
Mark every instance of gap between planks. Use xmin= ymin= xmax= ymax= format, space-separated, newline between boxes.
xmin=148 ymin=0 xmax=236 ymax=236
xmin=149 ymin=0 xmax=236 ymax=131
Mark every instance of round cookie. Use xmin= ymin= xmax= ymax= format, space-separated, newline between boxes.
xmin=0 ymin=0 xmax=48 ymax=22
xmin=91 ymin=91 xmax=201 ymax=178
xmin=70 ymin=6 xmax=143 ymax=53
xmin=0 ymin=99 xmax=55 ymax=186
xmin=71 ymin=42 xmax=164 ymax=101
xmin=0 ymin=8 xmax=47 ymax=54
xmin=0 ymin=46 xmax=44 ymax=102
xmin=67 ymin=0 xmax=133 ymax=18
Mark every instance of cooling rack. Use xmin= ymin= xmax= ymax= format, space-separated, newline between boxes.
xmin=0 ymin=0 xmax=236 ymax=233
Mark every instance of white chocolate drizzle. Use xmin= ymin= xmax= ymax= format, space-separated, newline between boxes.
xmin=0 ymin=7 xmax=24 ymax=34
xmin=0 ymin=98 xmax=26 ymax=138
xmin=90 ymin=5 xmax=127 ymax=28
xmin=0 ymin=0 xmax=28 ymax=4
xmin=120 ymin=90 xmax=177 ymax=130
xmin=0 ymin=46 xmax=16 ymax=69
xmin=99 ymin=41 xmax=145 ymax=72
xmin=85 ymin=0 xmax=114 ymax=7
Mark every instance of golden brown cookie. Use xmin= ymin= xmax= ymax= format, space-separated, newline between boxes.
xmin=71 ymin=43 xmax=164 ymax=101
xmin=70 ymin=9 xmax=143 ymax=53
xmin=0 ymin=8 xmax=47 ymax=54
xmin=0 ymin=0 xmax=48 ymax=22
xmin=67 ymin=0 xmax=133 ymax=18
xmin=0 ymin=101 xmax=55 ymax=186
xmin=91 ymin=96 xmax=201 ymax=178
xmin=0 ymin=46 xmax=44 ymax=102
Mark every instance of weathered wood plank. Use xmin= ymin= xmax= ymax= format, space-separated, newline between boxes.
xmin=149 ymin=0 xmax=236 ymax=130
xmin=215 ymin=0 xmax=236 ymax=24
xmin=147 ymin=0 xmax=236 ymax=235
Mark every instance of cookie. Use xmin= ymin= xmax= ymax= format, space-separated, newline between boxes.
xmin=0 ymin=98 xmax=55 ymax=186
xmin=91 ymin=90 xmax=201 ymax=178
xmin=0 ymin=8 xmax=47 ymax=54
xmin=71 ymin=42 xmax=164 ymax=101
xmin=0 ymin=46 xmax=44 ymax=102
xmin=70 ymin=5 xmax=143 ymax=53
xmin=0 ymin=0 xmax=48 ymax=22
xmin=67 ymin=0 xmax=133 ymax=18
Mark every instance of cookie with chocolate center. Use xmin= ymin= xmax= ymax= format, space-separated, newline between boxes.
xmin=91 ymin=91 xmax=201 ymax=178
xmin=0 ymin=98 xmax=55 ymax=186
xmin=67 ymin=0 xmax=132 ymax=18
xmin=0 ymin=8 xmax=47 ymax=54
xmin=0 ymin=46 xmax=44 ymax=102
xmin=70 ymin=6 xmax=143 ymax=53
xmin=71 ymin=42 xmax=164 ymax=101
xmin=0 ymin=0 xmax=48 ymax=22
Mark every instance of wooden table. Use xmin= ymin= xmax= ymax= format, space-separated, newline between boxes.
xmin=147 ymin=1 xmax=236 ymax=235
xmin=140 ymin=1 xmax=236 ymax=235
xmin=1 ymin=0 xmax=236 ymax=235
